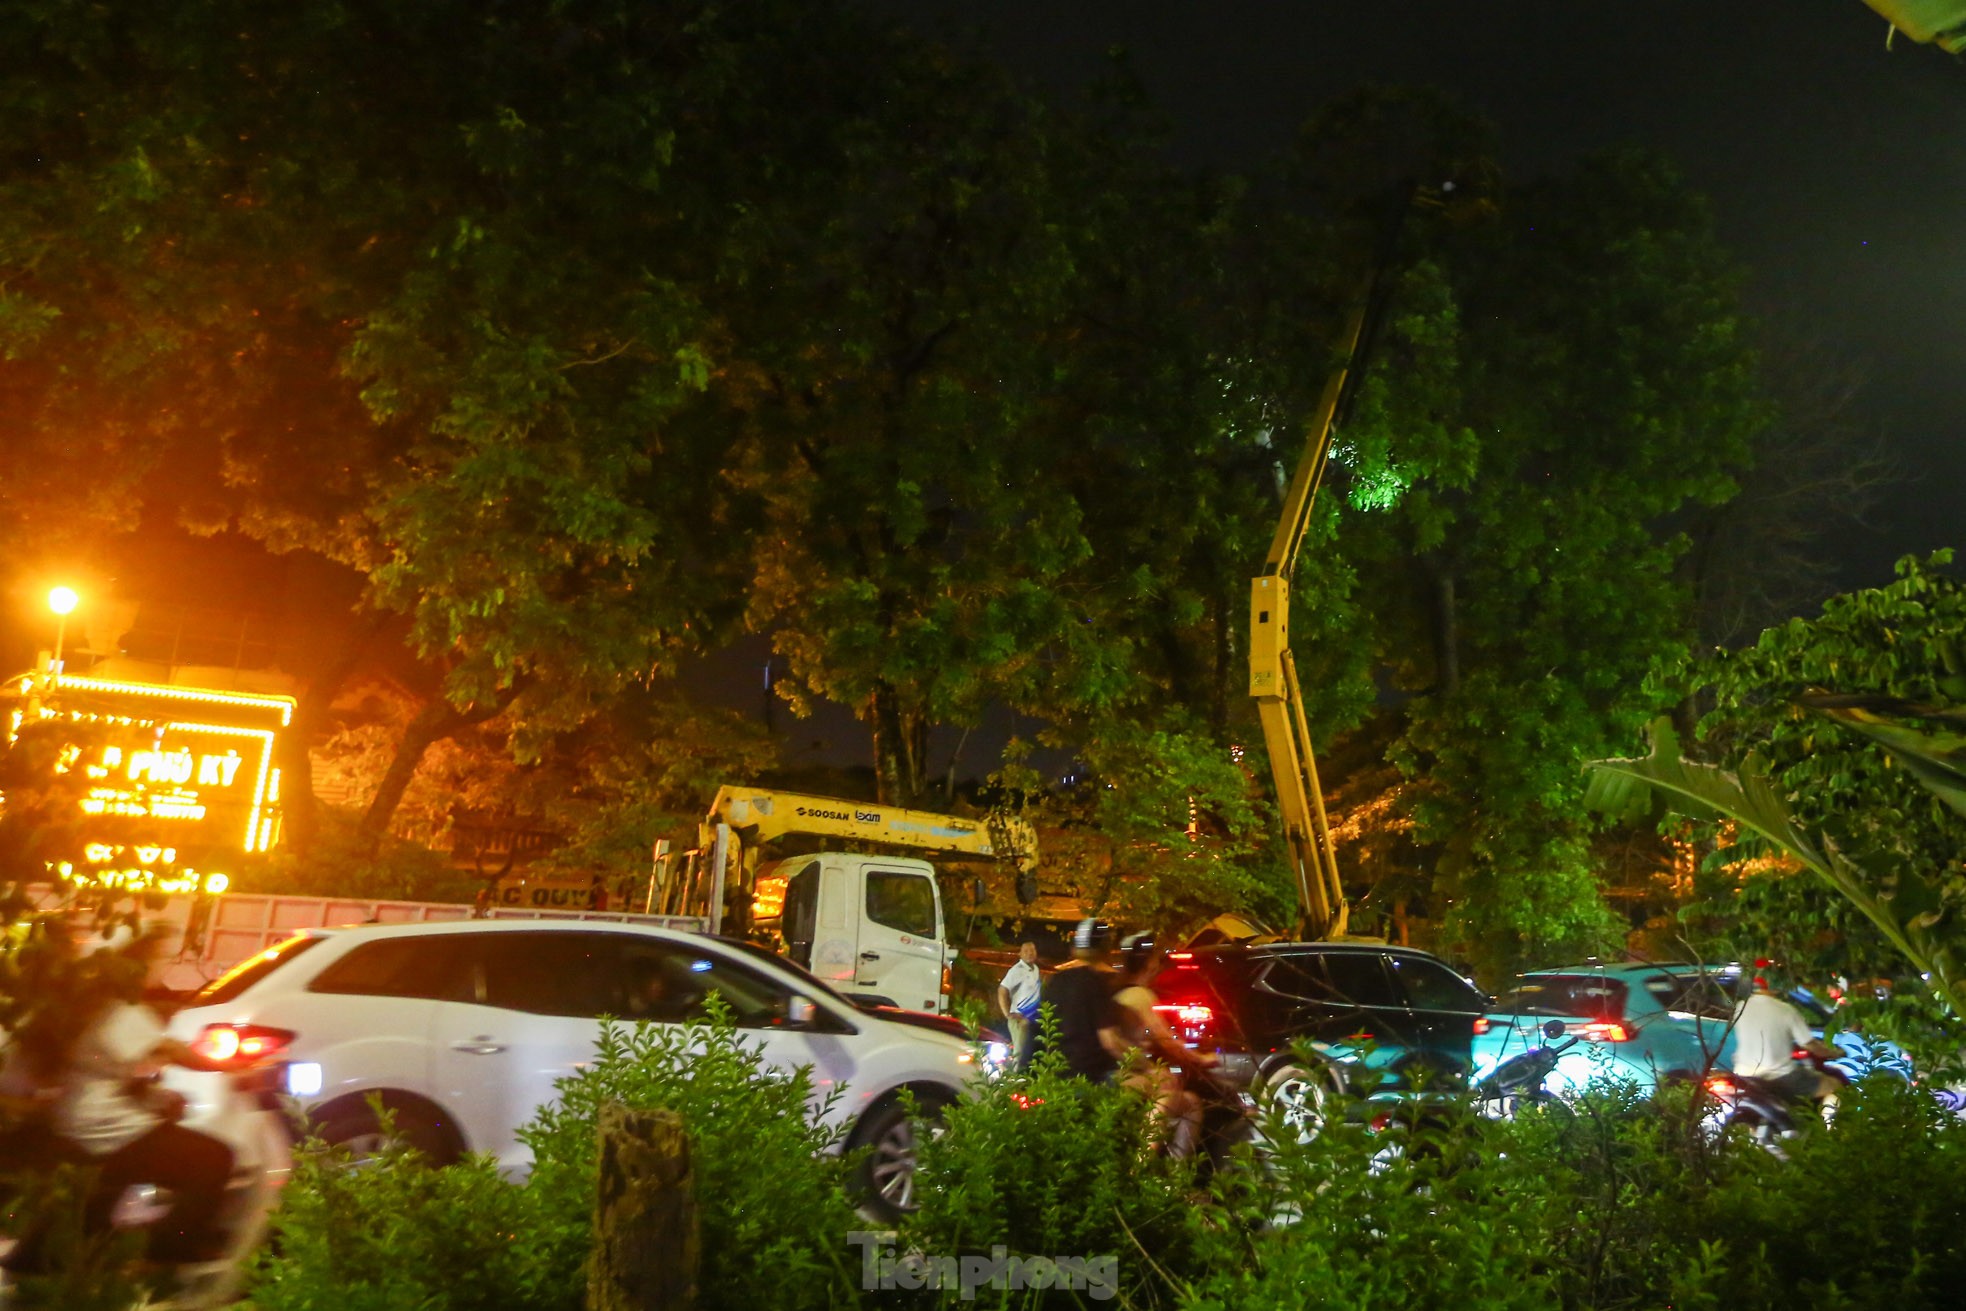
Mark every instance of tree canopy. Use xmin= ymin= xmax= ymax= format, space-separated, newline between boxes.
xmin=0 ymin=0 xmax=1806 ymax=959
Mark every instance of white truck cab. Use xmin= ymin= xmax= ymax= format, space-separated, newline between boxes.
xmin=760 ymin=854 xmax=949 ymax=1013
xmin=652 ymin=788 xmax=1037 ymax=1017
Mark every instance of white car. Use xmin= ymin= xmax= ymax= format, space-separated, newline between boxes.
xmin=164 ymin=920 xmax=980 ymax=1215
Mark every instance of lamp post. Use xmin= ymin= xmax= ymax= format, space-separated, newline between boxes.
xmin=47 ymin=585 xmax=78 ymax=674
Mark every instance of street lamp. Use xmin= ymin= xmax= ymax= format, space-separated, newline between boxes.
xmin=47 ymin=586 xmax=78 ymax=672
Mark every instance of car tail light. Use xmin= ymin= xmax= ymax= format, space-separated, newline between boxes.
xmin=1472 ymin=1017 xmax=1491 ymax=1035
xmin=1578 ymin=1021 xmax=1631 ymax=1043
xmin=191 ymin=1023 xmax=296 ymax=1068
xmin=1166 ymin=951 xmax=1193 ymax=961
xmin=1153 ymin=1002 xmax=1216 ymax=1046
xmin=1706 ymin=1076 xmax=1738 ymax=1097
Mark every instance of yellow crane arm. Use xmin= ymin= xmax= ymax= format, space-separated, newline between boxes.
xmin=1249 ymin=296 xmax=1371 ymax=941
xmin=700 ymin=787 xmax=1038 ymax=873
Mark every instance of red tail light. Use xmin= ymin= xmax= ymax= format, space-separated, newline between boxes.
xmin=191 ymin=1023 xmax=295 ymax=1068
xmin=1166 ymin=951 xmax=1193 ymax=961
xmin=1472 ymin=1017 xmax=1491 ymax=1035
xmin=1153 ymin=1002 xmax=1216 ymax=1046
xmin=1579 ymin=1021 xmax=1631 ymax=1043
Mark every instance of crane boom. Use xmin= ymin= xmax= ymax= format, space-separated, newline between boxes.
xmin=697 ymin=786 xmax=1038 ymax=873
xmin=1248 ymin=294 xmax=1369 ymax=941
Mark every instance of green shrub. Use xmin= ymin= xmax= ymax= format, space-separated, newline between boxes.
xmin=245 ymin=1128 xmax=572 ymax=1311
xmin=523 ymin=1009 xmax=870 ymax=1311
xmin=248 ymin=1006 xmax=869 ymax=1311
xmin=902 ymin=1051 xmax=1207 ymax=1308
xmin=1701 ymin=1077 xmax=1966 ymax=1307
xmin=1185 ymin=1092 xmax=1569 ymax=1311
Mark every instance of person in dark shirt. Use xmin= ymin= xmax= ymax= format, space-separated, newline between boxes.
xmin=1035 ymin=919 xmax=1129 ymax=1081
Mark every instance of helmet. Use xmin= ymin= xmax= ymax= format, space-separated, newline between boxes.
xmin=1120 ymin=931 xmax=1159 ymax=975
xmin=1072 ymin=918 xmax=1115 ymax=953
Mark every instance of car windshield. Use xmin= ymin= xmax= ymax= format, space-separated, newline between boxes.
xmin=1495 ymin=975 xmax=1628 ymax=1020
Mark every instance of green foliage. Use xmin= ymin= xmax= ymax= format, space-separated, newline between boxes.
xmin=1323 ymin=146 xmax=1766 ymax=973
xmin=245 ymin=1132 xmax=568 ymax=1311
xmin=244 ymin=1001 xmax=1966 ymax=1311
xmin=1 ymin=0 xmax=1777 ymax=953
xmin=1699 ymin=1078 xmax=1966 ymax=1305
xmin=249 ymin=1006 xmax=868 ymax=1311
xmin=1590 ymin=715 xmax=1966 ymax=1024
xmin=903 ymin=1050 xmax=1204 ymax=1305
xmin=1190 ymin=1105 xmax=1568 ymax=1311
xmin=1591 ymin=554 xmax=1966 ymax=1027
xmin=523 ymin=1012 xmax=867 ymax=1311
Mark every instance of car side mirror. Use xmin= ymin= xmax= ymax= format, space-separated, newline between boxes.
xmin=1543 ymin=1020 xmax=1567 ymax=1040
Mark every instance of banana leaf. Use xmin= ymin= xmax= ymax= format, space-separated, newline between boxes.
xmin=1587 ymin=717 xmax=1965 ymax=1017
xmin=1798 ymin=692 xmax=1966 ymax=823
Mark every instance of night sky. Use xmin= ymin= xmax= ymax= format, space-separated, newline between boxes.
xmin=875 ymin=0 xmax=1966 ymax=587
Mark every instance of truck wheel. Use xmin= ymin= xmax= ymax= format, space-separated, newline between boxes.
xmin=315 ymin=1104 xmax=460 ymax=1166
xmin=850 ymin=1094 xmax=950 ymax=1224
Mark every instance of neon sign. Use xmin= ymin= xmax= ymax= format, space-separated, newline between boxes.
xmin=7 ymin=675 xmax=294 ymax=858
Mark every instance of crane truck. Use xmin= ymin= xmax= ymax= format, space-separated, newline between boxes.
xmin=650 ymin=786 xmax=1038 ymax=1013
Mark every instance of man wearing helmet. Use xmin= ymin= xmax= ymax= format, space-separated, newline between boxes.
xmin=1031 ymin=919 xmax=1130 ymax=1081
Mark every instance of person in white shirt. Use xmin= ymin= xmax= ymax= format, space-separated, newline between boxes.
xmin=1729 ymin=971 xmax=1840 ymax=1104
xmin=56 ymin=925 xmax=241 ymax=1265
xmin=995 ymin=941 xmax=1043 ymax=1066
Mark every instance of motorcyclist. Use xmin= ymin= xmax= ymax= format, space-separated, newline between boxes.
xmin=1112 ymin=932 xmax=1216 ymax=1158
xmin=1728 ymin=961 xmax=1841 ymax=1111
xmin=52 ymin=923 xmax=247 ymax=1266
xmin=1030 ymin=919 xmax=1130 ymax=1081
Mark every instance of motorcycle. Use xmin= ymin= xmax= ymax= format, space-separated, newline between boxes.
xmin=1474 ymin=1019 xmax=1583 ymax=1119
xmin=1 ymin=1062 xmax=291 ymax=1309
xmin=1176 ymin=1059 xmax=1264 ymax=1182
xmin=1700 ymin=1050 xmax=1845 ymax=1158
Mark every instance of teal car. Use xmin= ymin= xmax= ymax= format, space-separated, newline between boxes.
xmin=1472 ymin=963 xmax=1738 ymax=1095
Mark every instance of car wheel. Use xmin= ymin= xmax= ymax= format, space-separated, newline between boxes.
xmin=1258 ymin=1063 xmax=1335 ymax=1142
xmin=315 ymin=1104 xmax=459 ymax=1166
xmin=850 ymin=1094 xmax=950 ymax=1224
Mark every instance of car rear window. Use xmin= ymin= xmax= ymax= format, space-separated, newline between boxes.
xmin=1495 ymin=975 xmax=1628 ymax=1020
xmin=190 ymin=933 xmax=325 ymax=1006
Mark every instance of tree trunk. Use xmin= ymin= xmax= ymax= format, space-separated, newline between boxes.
xmin=280 ymin=617 xmax=383 ymax=855
xmin=869 ymin=682 xmax=928 ymax=807
xmin=588 ymin=1102 xmax=697 ymax=1311
xmin=1429 ymin=566 xmax=1461 ymax=697
xmin=358 ymin=691 xmax=511 ymax=850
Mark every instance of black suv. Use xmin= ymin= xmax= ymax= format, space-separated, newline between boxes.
xmin=1152 ymin=942 xmax=1488 ymax=1115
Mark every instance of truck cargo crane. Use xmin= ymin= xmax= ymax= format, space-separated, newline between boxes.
xmin=652 ymin=785 xmax=1039 ymax=1012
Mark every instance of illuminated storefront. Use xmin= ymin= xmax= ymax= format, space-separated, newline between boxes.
xmin=4 ymin=673 xmax=295 ymax=892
